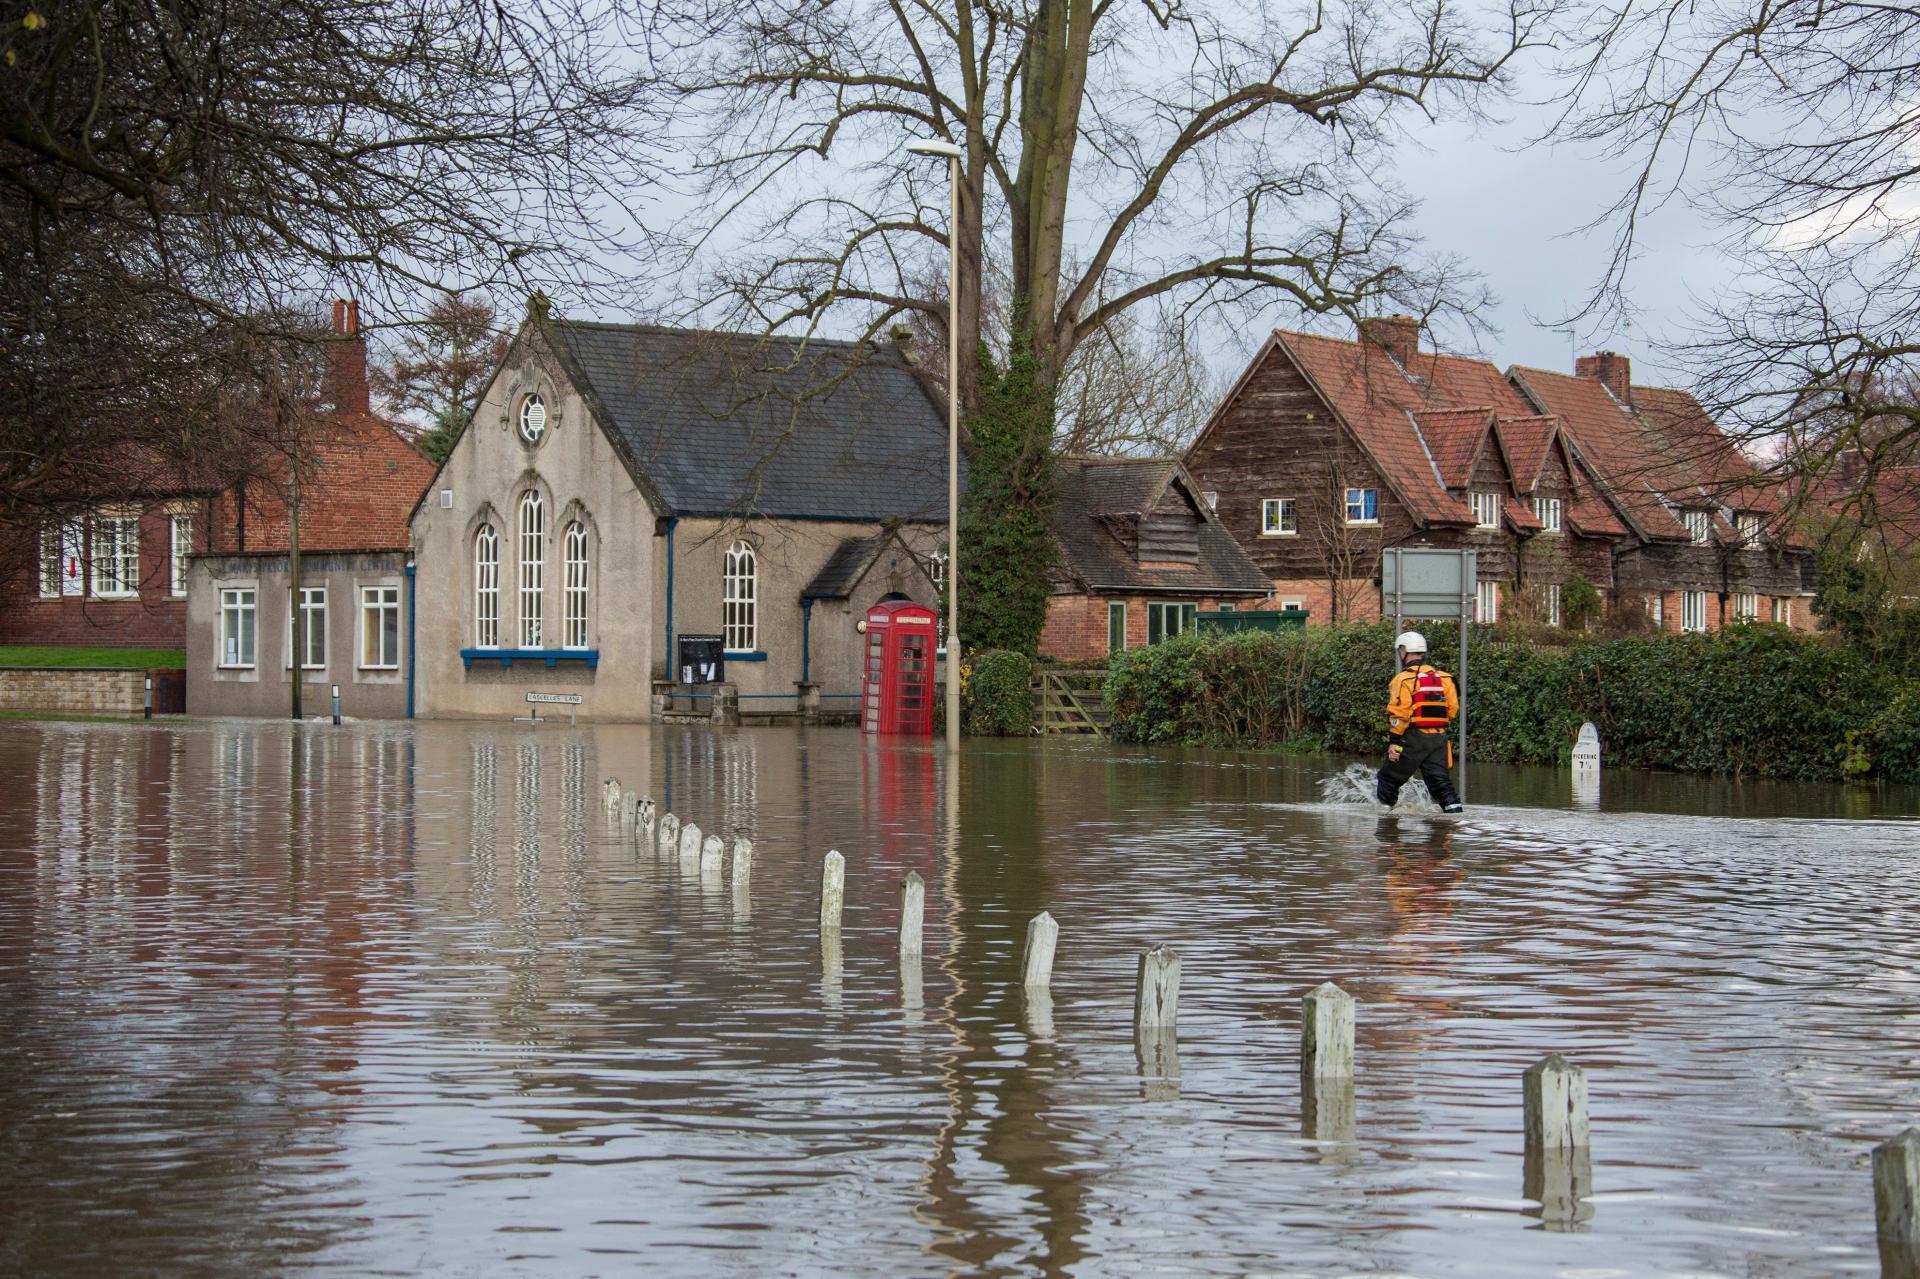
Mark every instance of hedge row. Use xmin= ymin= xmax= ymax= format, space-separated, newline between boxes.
xmin=1104 ymin=622 xmax=1920 ymax=783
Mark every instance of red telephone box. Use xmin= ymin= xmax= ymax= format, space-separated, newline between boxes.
xmin=861 ymin=600 xmax=938 ymax=735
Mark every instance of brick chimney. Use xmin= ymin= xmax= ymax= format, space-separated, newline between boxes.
xmin=1360 ymin=314 xmax=1419 ymax=367
xmin=1575 ymin=351 xmax=1631 ymax=405
xmin=325 ymin=298 xmax=371 ymax=416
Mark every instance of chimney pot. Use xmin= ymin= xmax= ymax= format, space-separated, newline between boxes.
xmin=1576 ymin=351 xmax=1632 ymax=405
xmin=324 ymin=298 xmax=370 ymax=415
xmin=1360 ymin=314 xmax=1420 ymax=367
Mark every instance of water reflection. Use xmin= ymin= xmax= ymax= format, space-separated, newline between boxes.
xmin=0 ymin=721 xmax=1915 ymax=1277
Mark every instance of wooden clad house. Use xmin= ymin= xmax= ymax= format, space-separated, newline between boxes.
xmin=1185 ymin=317 xmax=1627 ymax=624
xmin=1039 ymin=457 xmax=1270 ymax=659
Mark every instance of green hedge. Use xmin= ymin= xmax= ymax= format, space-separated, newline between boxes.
xmin=1106 ymin=623 xmax=1920 ymax=783
xmin=963 ymin=649 xmax=1035 ymax=736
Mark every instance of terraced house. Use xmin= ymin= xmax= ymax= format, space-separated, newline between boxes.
xmin=1185 ymin=317 xmax=1814 ymax=629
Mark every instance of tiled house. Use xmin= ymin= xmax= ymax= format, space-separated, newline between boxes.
xmin=1509 ymin=354 xmax=1814 ymax=630
xmin=408 ymin=313 xmax=951 ymax=722
xmin=1039 ymin=457 xmax=1270 ymax=659
xmin=1185 ymin=318 xmax=1628 ymax=624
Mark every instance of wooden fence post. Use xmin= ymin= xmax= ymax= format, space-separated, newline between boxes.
xmin=1301 ymin=982 xmax=1355 ymax=1078
xmin=899 ymin=871 xmax=925 ymax=957
xmin=820 ymin=850 xmax=845 ymax=933
xmin=1134 ymin=945 xmax=1180 ymax=1033
xmin=1523 ymin=1054 xmax=1590 ymax=1151
xmin=1877 ymin=1130 xmax=1920 ymax=1246
xmin=1023 ymin=912 xmax=1058 ymax=989
xmin=658 ymin=812 xmax=680 ymax=856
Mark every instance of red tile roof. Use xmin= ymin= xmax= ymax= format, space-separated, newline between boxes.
xmin=1503 ymin=498 xmax=1543 ymax=532
xmin=1494 ymin=415 xmax=1558 ymax=493
xmin=236 ymin=412 xmax=436 ymax=552
xmin=1410 ymin=407 xmax=1497 ymax=488
xmin=1507 ymin=366 xmax=1694 ymax=542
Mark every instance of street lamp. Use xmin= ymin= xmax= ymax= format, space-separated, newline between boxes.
xmin=906 ymin=137 xmax=964 ymax=751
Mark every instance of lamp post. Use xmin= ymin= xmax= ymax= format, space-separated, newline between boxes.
xmin=907 ymin=137 xmax=964 ymax=751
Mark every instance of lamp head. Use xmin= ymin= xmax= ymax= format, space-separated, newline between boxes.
xmin=906 ymin=139 xmax=963 ymax=159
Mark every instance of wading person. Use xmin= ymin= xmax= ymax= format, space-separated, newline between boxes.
xmin=1375 ymin=630 xmax=1464 ymax=813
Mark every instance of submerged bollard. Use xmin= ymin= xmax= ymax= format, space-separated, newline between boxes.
xmin=603 ymin=777 xmax=622 ymax=813
xmin=621 ymin=789 xmax=640 ymax=828
xmin=731 ymin=837 xmax=752 ymax=888
xmin=658 ymin=812 xmax=680 ymax=856
xmin=820 ymin=850 xmax=845 ymax=933
xmin=1523 ymin=1054 xmax=1591 ymax=1151
xmin=1134 ymin=944 xmax=1181 ymax=1034
xmin=701 ymin=833 xmax=724 ymax=871
xmin=144 ymin=675 xmax=153 ymax=720
xmin=679 ymin=821 xmax=703 ymax=863
xmin=1023 ymin=912 xmax=1058 ymax=990
xmin=330 ymin=683 xmax=342 ymax=726
xmin=899 ymin=871 xmax=925 ymax=957
xmin=638 ymin=797 xmax=657 ymax=838
xmin=1301 ymin=982 xmax=1355 ymax=1079
xmin=1877 ymin=1130 xmax=1920 ymax=1247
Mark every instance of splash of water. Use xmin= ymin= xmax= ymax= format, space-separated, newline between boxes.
xmin=1316 ymin=761 xmax=1440 ymax=813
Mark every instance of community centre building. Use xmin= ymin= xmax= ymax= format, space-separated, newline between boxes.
xmin=1185 ymin=317 xmax=1814 ymax=630
xmin=407 ymin=308 xmax=953 ymax=722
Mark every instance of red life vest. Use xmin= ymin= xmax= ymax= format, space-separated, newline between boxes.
xmin=1410 ymin=667 xmax=1452 ymax=729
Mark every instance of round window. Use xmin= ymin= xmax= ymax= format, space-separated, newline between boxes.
xmin=518 ymin=393 xmax=547 ymax=445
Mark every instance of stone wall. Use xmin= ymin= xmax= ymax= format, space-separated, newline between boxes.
xmin=0 ymin=668 xmax=147 ymax=715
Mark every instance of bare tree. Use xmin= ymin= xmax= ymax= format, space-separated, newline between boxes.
xmin=1549 ymin=0 xmax=1920 ymax=510
xmin=0 ymin=0 xmax=658 ymax=574
xmin=374 ymin=294 xmax=513 ymax=462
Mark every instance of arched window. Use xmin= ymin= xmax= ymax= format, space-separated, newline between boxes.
xmin=562 ymin=521 xmax=590 ymax=649
xmin=723 ymin=540 xmax=757 ymax=652
xmin=474 ymin=524 xmax=500 ymax=647
xmin=518 ymin=490 xmax=545 ymax=647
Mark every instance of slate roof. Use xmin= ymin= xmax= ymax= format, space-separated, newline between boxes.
xmin=801 ymin=535 xmax=885 ymax=600
xmin=548 ymin=321 xmax=953 ymax=521
xmin=1052 ymin=457 xmax=1270 ymax=596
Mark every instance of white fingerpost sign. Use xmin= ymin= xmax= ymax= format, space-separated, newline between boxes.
xmin=518 ymin=691 xmax=583 ymax=726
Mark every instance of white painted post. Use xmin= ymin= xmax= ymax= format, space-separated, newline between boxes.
xmin=603 ymin=777 xmax=622 ymax=812
xmin=1022 ymin=911 xmax=1058 ymax=990
xmin=1523 ymin=1054 xmax=1591 ymax=1151
xmin=679 ymin=821 xmax=703 ymax=862
xmin=658 ymin=812 xmax=680 ymax=856
xmin=1134 ymin=945 xmax=1181 ymax=1033
xmin=1876 ymin=1130 xmax=1920 ymax=1246
xmin=1301 ymin=982 xmax=1355 ymax=1078
xmin=701 ymin=833 xmax=725 ymax=872
xmin=638 ymin=797 xmax=656 ymax=838
xmin=731 ymin=837 xmax=752 ymax=889
xmin=1572 ymin=722 xmax=1601 ymax=773
xmin=820 ymin=850 xmax=845 ymax=933
xmin=899 ymin=871 xmax=925 ymax=957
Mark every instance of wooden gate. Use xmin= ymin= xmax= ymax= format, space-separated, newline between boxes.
xmin=1036 ymin=668 xmax=1108 ymax=736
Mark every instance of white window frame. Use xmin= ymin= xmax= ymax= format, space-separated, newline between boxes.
xmin=517 ymin=491 xmax=545 ymax=648
xmin=168 ymin=513 xmax=193 ymax=597
xmin=1683 ymin=508 xmax=1712 ymax=545
xmin=562 ymin=521 xmax=590 ymax=649
xmin=288 ymin=586 xmax=327 ymax=671
xmin=1475 ymin=578 xmax=1500 ymax=623
xmin=1533 ymin=496 xmax=1563 ymax=533
xmin=360 ymin=585 xmax=401 ymax=669
xmin=1146 ymin=601 xmax=1198 ymax=643
xmin=1736 ymin=512 xmax=1763 ymax=547
xmin=1344 ymin=487 xmax=1379 ymax=525
xmin=1771 ymin=596 xmax=1793 ymax=626
xmin=1544 ymin=582 xmax=1563 ymax=627
xmin=220 ymin=587 xmax=257 ymax=668
xmin=1261 ymin=497 xmax=1298 ymax=536
xmin=1681 ymin=589 xmax=1708 ymax=633
xmin=90 ymin=513 xmax=140 ymax=598
xmin=1279 ymin=598 xmax=1306 ymax=612
xmin=724 ymin=540 xmax=758 ymax=653
xmin=474 ymin=524 xmax=500 ymax=648
xmin=1733 ymin=590 xmax=1758 ymax=623
xmin=1470 ymin=491 xmax=1500 ymax=529
xmin=1201 ymin=490 xmax=1219 ymax=511
xmin=1647 ymin=594 xmax=1665 ymax=626
xmin=37 ymin=525 xmax=60 ymax=599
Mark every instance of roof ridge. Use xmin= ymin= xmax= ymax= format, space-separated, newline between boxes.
xmin=552 ymin=317 xmax=878 ymax=353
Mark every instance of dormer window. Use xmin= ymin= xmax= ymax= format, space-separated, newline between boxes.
xmin=1735 ymin=511 xmax=1763 ymax=546
xmin=1533 ymin=496 xmax=1563 ymax=533
xmin=1683 ymin=508 xmax=1712 ymax=545
xmin=1469 ymin=491 xmax=1500 ymax=529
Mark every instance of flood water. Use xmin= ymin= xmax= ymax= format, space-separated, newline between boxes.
xmin=2 ymin=719 xmax=1918 ymax=1277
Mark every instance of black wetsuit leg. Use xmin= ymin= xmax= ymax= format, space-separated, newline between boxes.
xmin=1377 ymin=730 xmax=1458 ymax=807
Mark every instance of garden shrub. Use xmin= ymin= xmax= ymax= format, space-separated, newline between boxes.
xmin=963 ymin=649 xmax=1035 ymax=736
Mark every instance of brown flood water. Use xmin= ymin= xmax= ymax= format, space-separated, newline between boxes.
xmin=1 ymin=719 xmax=1918 ymax=1277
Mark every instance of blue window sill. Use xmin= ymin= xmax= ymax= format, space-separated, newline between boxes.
xmin=461 ymin=648 xmax=599 ymax=669
xmin=723 ymin=650 xmax=768 ymax=662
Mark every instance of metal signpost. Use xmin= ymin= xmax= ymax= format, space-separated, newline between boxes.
xmin=519 ymin=691 xmax=583 ymax=727
xmin=1382 ymin=547 xmax=1477 ymax=803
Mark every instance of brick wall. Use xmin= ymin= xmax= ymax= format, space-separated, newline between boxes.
xmin=0 ymin=502 xmax=203 ymax=648
xmin=1260 ymin=577 xmax=1380 ymax=624
xmin=0 ymin=669 xmax=147 ymax=714
xmin=1038 ymin=592 xmax=1243 ymax=660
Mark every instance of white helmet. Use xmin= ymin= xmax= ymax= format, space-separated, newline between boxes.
xmin=1395 ymin=630 xmax=1428 ymax=655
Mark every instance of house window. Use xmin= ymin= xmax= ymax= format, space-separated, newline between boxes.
xmin=1681 ymin=589 xmax=1708 ymax=632
xmin=289 ymin=587 xmax=327 ymax=670
xmin=169 ymin=513 xmax=192 ymax=597
xmin=1772 ymin=596 xmax=1793 ymax=626
xmin=1683 ymin=508 xmax=1712 ymax=545
xmin=1733 ymin=590 xmax=1758 ymax=623
xmin=1475 ymin=578 xmax=1499 ymax=623
xmin=1533 ymin=497 xmax=1563 ymax=533
xmin=474 ymin=523 xmax=500 ymax=648
xmin=37 ymin=525 xmax=59 ymax=599
xmin=1146 ymin=601 xmax=1197 ymax=644
xmin=517 ymin=490 xmax=544 ymax=647
xmin=1262 ymin=498 xmax=1297 ymax=536
xmin=1736 ymin=512 xmax=1763 ymax=546
xmin=1543 ymin=582 xmax=1563 ymax=626
xmin=1648 ymin=594 xmax=1665 ymax=626
xmin=724 ymin=540 xmax=757 ymax=652
xmin=1108 ymin=601 xmax=1127 ymax=653
xmin=90 ymin=513 xmax=140 ymax=597
xmin=518 ymin=393 xmax=547 ymax=445
xmin=1470 ymin=491 xmax=1500 ymax=529
xmin=361 ymin=586 xmax=401 ymax=669
xmin=1202 ymin=491 xmax=1219 ymax=510
xmin=220 ymin=588 xmax=257 ymax=668
xmin=562 ymin=522 xmax=590 ymax=649
xmin=1344 ymin=488 xmax=1379 ymax=524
